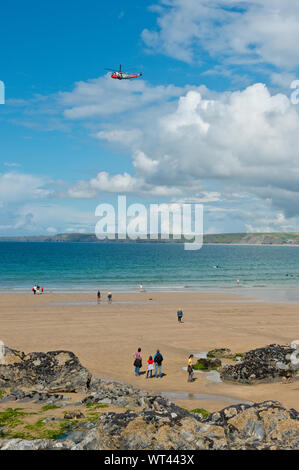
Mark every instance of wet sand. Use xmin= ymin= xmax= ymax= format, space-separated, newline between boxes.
xmin=0 ymin=292 xmax=298 ymax=412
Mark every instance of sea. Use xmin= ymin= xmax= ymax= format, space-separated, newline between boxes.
xmin=1 ymin=242 xmax=299 ymax=300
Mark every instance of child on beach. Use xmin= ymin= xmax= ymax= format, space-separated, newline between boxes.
xmin=146 ymin=355 xmax=154 ymax=378
xmin=97 ymin=290 xmax=101 ymax=303
xmin=107 ymin=291 xmax=112 ymax=303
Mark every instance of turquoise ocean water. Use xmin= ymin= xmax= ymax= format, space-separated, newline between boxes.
xmin=1 ymin=242 xmax=299 ymax=294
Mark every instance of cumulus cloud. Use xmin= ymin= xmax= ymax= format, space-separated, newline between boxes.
xmin=69 ymin=82 xmax=299 ymax=219
xmin=6 ymin=68 xmax=299 ymax=232
xmin=9 ymin=203 xmax=97 ymax=235
xmin=67 ymin=170 xmax=182 ymax=198
xmin=60 ymin=75 xmax=184 ymax=119
xmin=0 ymin=172 xmax=51 ymax=204
xmin=142 ymin=0 xmax=299 ymax=70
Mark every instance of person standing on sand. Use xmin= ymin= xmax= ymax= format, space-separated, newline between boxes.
xmin=177 ymin=309 xmax=183 ymax=323
xmin=133 ymin=348 xmax=142 ymax=376
xmin=97 ymin=290 xmax=101 ymax=303
xmin=187 ymin=354 xmax=194 ymax=382
xmin=146 ymin=355 xmax=154 ymax=378
xmin=154 ymin=349 xmax=163 ymax=378
xmin=139 ymin=282 xmax=143 ymax=293
xmin=107 ymin=291 xmax=112 ymax=303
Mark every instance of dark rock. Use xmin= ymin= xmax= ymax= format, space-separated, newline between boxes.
xmin=0 ymin=346 xmax=91 ymax=392
xmin=220 ymin=344 xmax=298 ymax=384
xmin=95 ymin=400 xmax=299 ymax=450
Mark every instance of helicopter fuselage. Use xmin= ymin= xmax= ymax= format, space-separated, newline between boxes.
xmin=111 ymin=72 xmax=142 ymax=80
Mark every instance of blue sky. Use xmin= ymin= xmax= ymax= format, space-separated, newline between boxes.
xmin=1 ymin=0 xmax=299 ymax=235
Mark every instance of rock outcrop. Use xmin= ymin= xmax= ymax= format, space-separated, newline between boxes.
xmin=0 ymin=400 xmax=298 ymax=450
xmin=84 ymin=377 xmax=156 ymax=408
xmin=0 ymin=346 xmax=298 ymax=450
xmin=0 ymin=347 xmax=91 ymax=392
xmin=96 ymin=400 xmax=299 ymax=450
xmin=220 ymin=344 xmax=298 ymax=384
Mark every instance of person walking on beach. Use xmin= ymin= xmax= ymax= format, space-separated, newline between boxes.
xmin=154 ymin=349 xmax=163 ymax=378
xmin=187 ymin=354 xmax=194 ymax=382
xmin=146 ymin=355 xmax=154 ymax=378
xmin=107 ymin=291 xmax=112 ymax=303
xmin=133 ymin=348 xmax=142 ymax=376
xmin=97 ymin=290 xmax=101 ymax=304
xmin=177 ymin=309 xmax=183 ymax=323
xmin=139 ymin=282 xmax=143 ymax=293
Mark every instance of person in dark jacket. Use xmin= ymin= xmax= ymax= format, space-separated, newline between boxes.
xmin=154 ymin=349 xmax=164 ymax=378
xmin=177 ymin=309 xmax=183 ymax=323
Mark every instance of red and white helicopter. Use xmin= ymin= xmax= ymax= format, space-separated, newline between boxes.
xmin=105 ymin=64 xmax=142 ymax=80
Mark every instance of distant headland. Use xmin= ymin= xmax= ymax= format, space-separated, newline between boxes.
xmin=1 ymin=232 xmax=299 ymax=245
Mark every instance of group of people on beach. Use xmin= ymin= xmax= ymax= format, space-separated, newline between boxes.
xmin=97 ymin=282 xmax=145 ymax=303
xmin=97 ymin=290 xmax=112 ymax=304
xmin=133 ymin=348 xmax=164 ymax=378
xmin=32 ymin=285 xmax=44 ymax=295
xmin=133 ymin=347 xmax=195 ymax=382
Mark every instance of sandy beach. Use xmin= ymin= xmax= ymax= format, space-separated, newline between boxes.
xmin=0 ymin=291 xmax=298 ymax=413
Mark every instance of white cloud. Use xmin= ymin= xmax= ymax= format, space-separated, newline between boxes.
xmin=46 ymin=226 xmax=58 ymax=234
xmin=173 ymin=192 xmax=221 ymax=203
xmin=68 ymin=170 xmax=182 ymax=198
xmin=139 ymin=84 xmax=299 ymax=193
xmin=61 ymin=81 xmax=299 ymax=220
xmin=13 ymin=203 xmax=96 ymax=235
xmin=142 ymin=1 xmax=299 ymax=70
xmin=95 ymin=129 xmax=142 ymax=146
xmin=133 ymin=151 xmax=159 ymax=176
xmin=90 ymin=171 xmax=141 ymax=193
xmin=60 ymin=75 xmax=184 ymax=119
xmin=0 ymin=172 xmax=50 ymax=204
xmin=245 ymin=212 xmax=295 ymax=233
